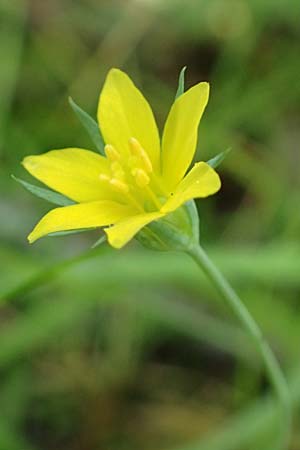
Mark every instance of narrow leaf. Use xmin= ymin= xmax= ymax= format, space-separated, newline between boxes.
xmin=207 ymin=148 xmax=231 ymax=169
xmin=69 ymin=97 xmax=105 ymax=155
xmin=91 ymin=234 xmax=106 ymax=249
xmin=12 ymin=175 xmax=74 ymax=206
xmin=175 ymin=66 xmax=187 ymax=99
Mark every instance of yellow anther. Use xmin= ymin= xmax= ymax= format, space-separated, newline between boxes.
xmin=105 ymin=144 xmax=120 ymax=162
xmin=110 ymin=178 xmax=129 ymax=194
xmin=139 ymin=149 xmax=153 ymax=173
xmin=129 ymin=137 xmax=140 ymax=156
xmin=134 ymin=169 xmax=150 ymax=188
xmin=129 ymin=137 xmax=153 ymax=173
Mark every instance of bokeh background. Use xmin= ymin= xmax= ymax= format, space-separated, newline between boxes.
xmin=1 ymin=0 xmax=300 ymax=449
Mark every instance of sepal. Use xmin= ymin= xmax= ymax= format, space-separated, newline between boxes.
xmin=12 ymin=175 xmax=74 ymax=206
xmin=69 ymin=97 xmax=105 ymax=155
xmin=136 ymin=200 xmax=199 ymax=252
xmin=207 ymin=148 xmax=231 ymax=169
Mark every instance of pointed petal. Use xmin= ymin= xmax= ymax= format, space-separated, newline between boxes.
xmin=162 ymin=162 xmax=221 ymax=213
xmin=28 ymin=201 xmax=137 ymax=243
xmin=105 ymin=211 xmax=163 ymax=249
xmin=98 ymin=68 xmax=160 ymax=171
xmin=162 ymin=82 xmax=209 ymax=190
xmin=22 ymin=148 xmax=116 ymax=203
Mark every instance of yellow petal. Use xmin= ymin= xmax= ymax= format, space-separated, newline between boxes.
xmin=105 ymin=211 xmax=163 ymax=249
xmin=161 ymin=82 xmax=210 ymax=190
xmin=28 ymin=201 xmax=137 ymax=243
xmin=98 ymin=68 xmax=160 ymax=172
xmin=162 ymin=162 xmax=221 ymax=213
xmin=22 ymin=148 xmax=118 ymax=203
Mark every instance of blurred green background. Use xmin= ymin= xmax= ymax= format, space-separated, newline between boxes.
xmin=1 ymin=0 xmax=300 ymax=449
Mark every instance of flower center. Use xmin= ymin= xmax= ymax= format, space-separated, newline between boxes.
xmin=99 ymin=137 xmax=165 ymax=212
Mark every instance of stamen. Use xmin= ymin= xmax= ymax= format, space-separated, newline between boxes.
xmin=111 ymin=161 xmax=125 ymax=180
xmin=134 ymin=169 xmax=150 ymax=188
xmin=144 ymin=185 xmax=162 ymax=210
xmin=101 ymin=139 xmax=162 ymax=213
xmin=100 ymin=170 xmax=144 ymax=213
xmin=105 ymin=144 xmax=120 ymax=162
xmin=129 ymin=137 xmax=153 ymax=173
xmin=110 ymin=178 xmax=129 ymax=194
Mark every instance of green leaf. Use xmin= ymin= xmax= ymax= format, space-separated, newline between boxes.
xmin=175 ymin=66 xmax=187 ymax=99
xmin=12 ymin=175 xmax=74 ymax=206
xmin=91 ymin=234 xmax=106 ymax=248
xmin=69 ymin=97 xmax=105 ymax=155
xmin=207 ymin=148 xmax=231 ymax=169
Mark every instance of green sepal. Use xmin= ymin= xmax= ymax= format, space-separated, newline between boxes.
xmin=91 ymin=234 xmax=107 ymax=248
xmin=185 ymin=199 xmax=199 ymax=243
xmin=47 ymin=231 xmax=106 ymax=245
xmin=69 ymin=97 xmax=105 ymax=155
xmin=175 ymin=66 xmax=187 ymax=100
xmin=48 ymin=228 xmax=95 ymax=237
xmin=136 ymin=200 xmax=199 ymax=252
xmin=207 ymin=148 xmax=231 ymax=169
xmin=12 ymin=175 xmax=74 ymax=206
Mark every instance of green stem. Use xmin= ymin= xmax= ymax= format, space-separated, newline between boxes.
xmin=188 ymin=244 xmax=292 ymax=449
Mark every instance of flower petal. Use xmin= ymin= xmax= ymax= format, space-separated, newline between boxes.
xmin=161 ymin=82 xmax=209 ymax=190
xmin=105 ymin=211 xmax=164 ymax=249
xmin=28 ymin=201 xmax=137 ymax=243
xmin=22 ymin=148 xmax=116 ymax=203
xmin=98 ymin=68 xmax=160 ymax=171
xmin=162 ymin=162 xmax=221 ymax=213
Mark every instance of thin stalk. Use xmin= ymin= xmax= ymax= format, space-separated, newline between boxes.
xmin=188 ymin=244 xmax=292 ymax=450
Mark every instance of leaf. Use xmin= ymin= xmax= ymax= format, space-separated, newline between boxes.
xmin=207 ymin=148 xmax=231 ymax=169
xmin=69 ymin=97 xmax=105 ymax=155
xmin=175 ymin=66 xmax=187 ymax=99
xmin=12 ymin=175 xmax=74 ymax=206
xmin=91 ymin=234 xmax=106 ymax=248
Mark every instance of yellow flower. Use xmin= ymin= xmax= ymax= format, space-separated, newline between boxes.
xmin=23 ymin=69 xmax=221 ymax=249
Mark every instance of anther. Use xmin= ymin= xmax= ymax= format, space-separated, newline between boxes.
xmin=129 ymin=137 xmax=153 ymax=173
xmin=134 ymin=169 xmax=150 ymax=188
xmin=110 ymin=178 xmax=129 ymax=194
xmin=105 ymin=144 xmax=120 ymax=162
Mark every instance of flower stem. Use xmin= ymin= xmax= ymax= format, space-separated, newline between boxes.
xmin=188 ymin=244 xmax=292 ymax=449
